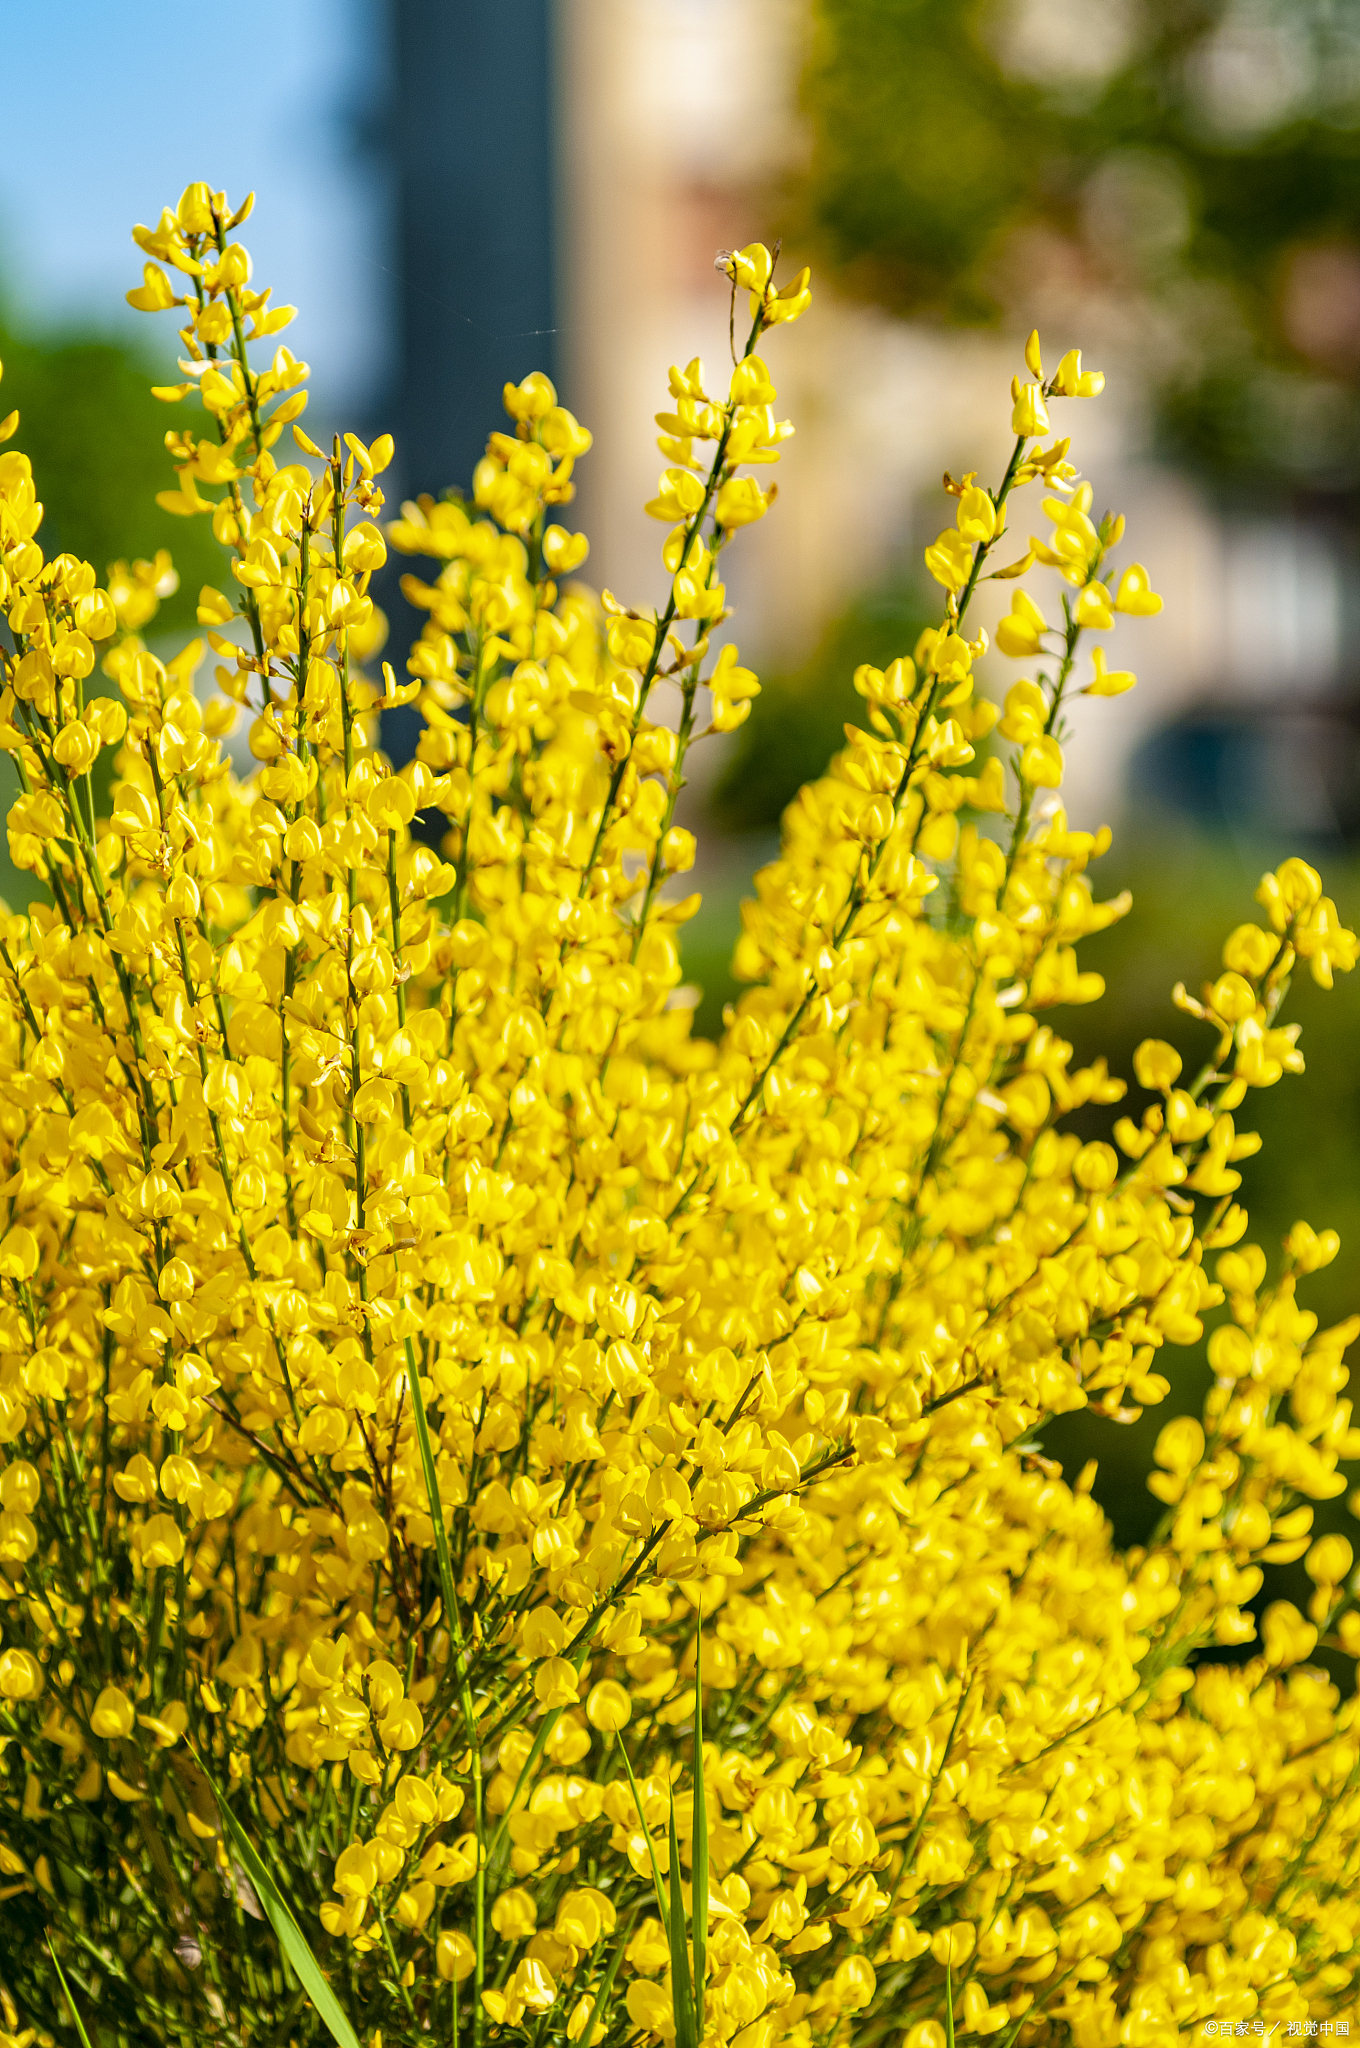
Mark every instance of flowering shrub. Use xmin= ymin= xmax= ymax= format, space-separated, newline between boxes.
xmin=0 ymin=184 xmax=1358 ymax=2048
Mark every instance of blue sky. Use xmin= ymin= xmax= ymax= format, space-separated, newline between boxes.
xmin=0 ymin=0 xmax=392 ymax=411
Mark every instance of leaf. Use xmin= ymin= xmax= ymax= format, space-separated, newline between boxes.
xmin=668 ymin=1792 xmax=699 ymax=2048
xmin=192 ymin=1748 xmax=362 ymax=2048
xmin=45 ymin=1938 xmax=94 ymax=2048
xmin=485 ymin=1704 xmax=563 ymax=1869
xmin=692 ymin=1626 xmax=709 ymax=2013
xmin=578 ymin=1905 xmax=637 ymax=2048
xmin=619 ymin=1717 xmax=700 ymax=2048
xmin=403 ymin=1334 xmax=459 ymax=1634
xmin=617 ymin=1730 xmax=671 ymax=1935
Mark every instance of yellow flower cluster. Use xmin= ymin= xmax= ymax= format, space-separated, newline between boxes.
xmin=0 ymin=186 xmax=1357 ymax=2048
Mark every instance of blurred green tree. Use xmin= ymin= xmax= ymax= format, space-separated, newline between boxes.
xmin=799 ymin=0 xmax=1360 ymax=486
xmin=0 ymin=317 xmax=220 ymax=910
xmin=0 ymin=320 xmax=217 ymax=625
xmin=712 ymin=575 xmax=933 ymax=834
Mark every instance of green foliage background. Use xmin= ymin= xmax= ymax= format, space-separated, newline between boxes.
xmin=1 ymin=320 xmax=216 ymax=627
xmin=797 ymin=0 xmax=1360 ymax=486
xmin=0 ymin=317 xmax=222 ymax=914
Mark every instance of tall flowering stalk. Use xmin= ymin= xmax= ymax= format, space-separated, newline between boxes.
xmin=0 ymin=187 xmax=1357 ymax=2048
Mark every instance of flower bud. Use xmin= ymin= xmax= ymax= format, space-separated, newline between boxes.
xmin=165 ymin=871 xmax=202 ymax=921
xmin=585 ymin=1680 xmax=631 ymax=1731
xmin=0 ymin=1461 xmax=40 ymax=1512
xmin=1210 ymin=971 xmax=1255 ymax=1022
xmin=491 ymin=1887 xmax=537 ymax=1938
xmin=1306 ymin=1535 xmax=1353 ymax=1585
xmin=1262 ymin=1601 xmax=1317 ymax=1668
xmin=1133 ymin=1040 xmax=1182 ymax=1092
xmin=0 ymin=1649 xmax=44 ymax=1700
xmin=0 ymin=1227 xmax=39 ymax=1281
xmin=92 ymin=1685 xmax=137 ymax=1739
xmin=437 ymin=1931 xmax=476 ymax=1982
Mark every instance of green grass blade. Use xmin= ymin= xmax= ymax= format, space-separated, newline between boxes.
xmin=403 ymin=1335 xmax=459 ymax=1638
xmin=45 ymin=1937 xmax=94 ymax=2048
xmin=617 ymin=1730 xmax=672 ymax=1935
xmin=193 ymin=1749 xmax=362 ymax=2048
xmin=486 ymin=1704 xmax=562 ymax=1871
xmin=692 ymin=1629 xmax=709 ymax=2017
xmin=619 ymin=1733 xmax=698 ymax=2048
xmin=578 ymin=1906 xmax=638 ymax=2048
xmin=667 ymin=1791 xmax=698 ymax=2048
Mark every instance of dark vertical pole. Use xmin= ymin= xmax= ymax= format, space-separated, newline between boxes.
xmin=381 ymin=0 xmax=557 ymax=780
xmin=389 ymin=0 xmax=558 ymax=501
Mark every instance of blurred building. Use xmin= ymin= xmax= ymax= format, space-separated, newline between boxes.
xmin=10 ymin=0 xmax=1297 ymax=855
xmin=5 ymin=0 xmax=1348 ymax=852
xmin=532 ymin=1 xmax=1360 ymax=841
xmin=386 ymin=0 xmax=557 ymax=500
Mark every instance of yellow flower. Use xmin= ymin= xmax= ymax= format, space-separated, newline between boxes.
xmin=91 ymin=1686 xmax=136 ymax=1739
xmin=1051 ymin=348 xmax=1105 ymax=397
xmin=713 ymin=474 xmax=772 ymax=528
xmin=585 ymin=1680 xmax=631 ymax=1730
xmin=924 ymin=527 xmax=974 ymax=593
xmin=1295 ymin=895 xmax=1359 ymax=987
xmin=1010 ymin=379 xmax=1051 ymax=436
xmin=1 ymin=191 xmax=1356 ymax=2044
xmin=1114 ymin=561 xmax=1163 ymax=613
xmin=1019 ymin=733 xmax=1063 ymax=786
xmin=1073 ymin=579 xmax=1113 ymax=629
xmin=996 ymin=586 xmax=1047 ymax=656
xmin=1086 ymin=645 xmax=1136 ymax=695
xmin=490 ymin=1887 xmax=537 ymax=1938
